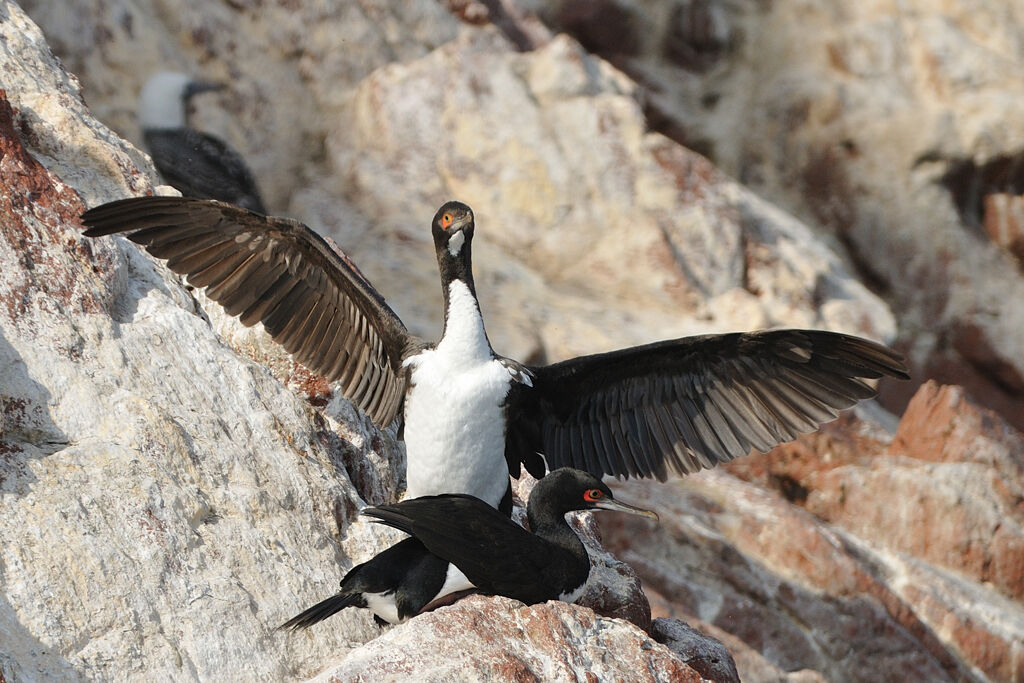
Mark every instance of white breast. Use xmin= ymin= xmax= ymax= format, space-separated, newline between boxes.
xmin=402 ymin=280 xmax=515 ymax=508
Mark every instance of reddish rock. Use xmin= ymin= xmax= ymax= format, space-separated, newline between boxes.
xmin=601 ymin=472 xmax=991 ymax=681
xmin=320 ymin=595 xmax=705 ymax=682
xmin=0 ymin=90 xmax=112 ymax=326
xmin=646 ymin=590 xmax=826 ymax=683
xmin=890 ymin=381 xmax=1024 ymax=470
xmin=728 ymin=382 xmax=1024 ymax=604
xmin=811 ymin=382 xmax=1024 ymax=602
xmin=913 ymin=342 xmax=1024 ymax=434
xmin=602 ymin=381 xmax=1024 ymax=682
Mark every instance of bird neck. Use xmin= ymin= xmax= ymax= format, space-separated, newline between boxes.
xmin=527 ymin=505 xmax=587 ymax=563
xmin=436 ymin=246 xmax=492 ymax=357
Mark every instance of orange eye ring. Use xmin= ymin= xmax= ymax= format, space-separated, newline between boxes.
xmin=583 ymin=488 xmax=604 ymax=502
xmin=441 ymin=212 xmax=454 ymax=228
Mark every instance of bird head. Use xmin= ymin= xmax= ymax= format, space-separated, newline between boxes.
xmin=138 ymin=72 xmax=226 ymax=130
xmin=531 ymin=468 xmax=659 ymax=522
xmin=432 ymin=201 xmax=475 ymax=258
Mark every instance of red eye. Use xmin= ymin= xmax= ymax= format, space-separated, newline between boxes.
xmin=583 ymin=488 xmax=604 ymax=502
xmin=441 ymin=213 xmax=453 ymax=228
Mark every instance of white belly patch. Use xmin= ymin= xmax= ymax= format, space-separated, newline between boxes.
xmin=558 ymin=582 xmax=586 ymax=604
xmin=403 ymin=351 xmax=513 ymax=507
xmin=401 ymin=280 xmax=514 ymax=508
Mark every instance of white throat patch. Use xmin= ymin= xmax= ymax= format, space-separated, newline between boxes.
xmin=447 ymin=230 xmax=465 ymax=257
xmin=138 ymin=72 xmax=191 ymax=129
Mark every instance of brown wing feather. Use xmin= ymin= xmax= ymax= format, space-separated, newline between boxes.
xmin=82 ymin=196 xmax=418 ymax=427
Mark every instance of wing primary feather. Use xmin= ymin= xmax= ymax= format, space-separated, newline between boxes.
xmin=644 ymin=406 xmax=674 ymax=480
xmin=668 ymin=403 xmax=706 ymax=473
xmin=743 ymin=377 xmax=807 ymax=440
xmin=238 ymin=270 xmax=292 ymax=326
xmin=146 ymin=231 xmax=224 ymax=260
xmin=701 ymin=379 xmax=764 ymax=455
xmin=610 ymin=410 xmax=637 ymax=478
xmin=274 ymin=291 xmax=322 ymax=352
xmin=777 ymin=364 xmax=857 ymax=411
xmin=241 ymin=272 xmax=301 ymax=328
xmin=582 ymin=420 xmax=606 ymax=477
xmin=755 ymin=375 xmax=820 ymax=433
xmin=206 ymin=250 xmax=261 ymax=303
xmin=541 ymin=421 xmax=563 ymax=470
xmin=769 ymin=374 xmax=841 ymax=425
xmin=262 ymin=281 xmax=312 ymax=338
xmin=167 ymin=242 xmax=239 ymax=284
xmin=230 ymin=259 xmax=289 ymax=319
xmin=557 ymin=424 xmax=575 ymax=470
xmin=697 ymin=386 xmax=746 ymax=457
xmin=308 ymin=311 xmax=344 ymax=375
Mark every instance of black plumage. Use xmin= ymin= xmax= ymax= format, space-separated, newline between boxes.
xmin=280 ymin=538 xmax=449 ymax=629
xmin=505 ymin=329 xmax=908 ymax=480
xmin=280 ymin=468 xmax=656 ymax=629
xmin=138 ymin=72 xmax=266 ymax=213
xmin=80 ymin=197 xmax=910 ymax=495
xmin=364 ymin=468 xmax=656 ymax=606
xmin=144 ymin=128 xmax=267 ymax=213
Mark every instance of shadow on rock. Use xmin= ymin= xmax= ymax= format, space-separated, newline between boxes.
xmin=0 ymin=329 xmax=67 ymax=496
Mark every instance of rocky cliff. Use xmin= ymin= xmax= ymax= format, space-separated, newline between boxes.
xmin=533 ymin=0 xmax=1024 ymax=429
xmin=2 ymin=0 xmax=1022 ymax=681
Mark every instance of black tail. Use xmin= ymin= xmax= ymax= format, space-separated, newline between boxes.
xmin=279 ymin=592 xmax=363 ymax=631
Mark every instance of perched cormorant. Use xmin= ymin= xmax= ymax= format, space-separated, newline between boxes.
xmin=139 ymin=72 xmax=266 ymax=213
xmin=280 ymin=468 xmax=657 ymax=628
xmin=80 ymin=198 xmax=909 ymax=513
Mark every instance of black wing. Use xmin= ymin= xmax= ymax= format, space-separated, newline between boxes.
xmin=505 ymin=329 xmax=909 ymax=480
xmin=363 ymin=496 xmax=568 ymax=603
xmin=81 ymin=196 xmax=420 ymax=427
xmin=144 ymin=128 xmax=267 ymax=213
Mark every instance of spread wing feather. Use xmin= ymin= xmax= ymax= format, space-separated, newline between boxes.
xmin=506 ymin=329 xmax=909 ymax=480
xmin=82 ymin=196 xmax=417 ymax=427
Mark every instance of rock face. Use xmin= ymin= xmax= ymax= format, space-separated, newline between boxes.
xmin=0 ymin=7 xmax=395 ymax=679
xmin=17 ymin=0 xmax=898 ymax=363
xmin=603 ymin=381 xmax=1024 ymax=682
xmin=531 ymin=0 xmax=1024 ymax=429
xmin=4 ymin=0 xmax=1021 ymax=681
xmin=314 ymin=596 xmax=707 ymax=682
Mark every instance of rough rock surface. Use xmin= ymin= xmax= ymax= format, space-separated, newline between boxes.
xmin=18 ymin=0 xmax=898 ymax=365
xmin=651 ymin=618 xmax=740 ymax=683
xmin=5 ymin=0 xmax=1021 ymax=681
xmin=530 ymin=0 xmax=1024 ymax=428
xmin=314 ymin=596 xmax=706 ymax=682
xmin=0 ymin=6 xmax=394 ymax=679
xmin=1 ymin=1 xmax=729 ymax=679
xmin=603 ymin=381 xmax=1024 ymax=682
